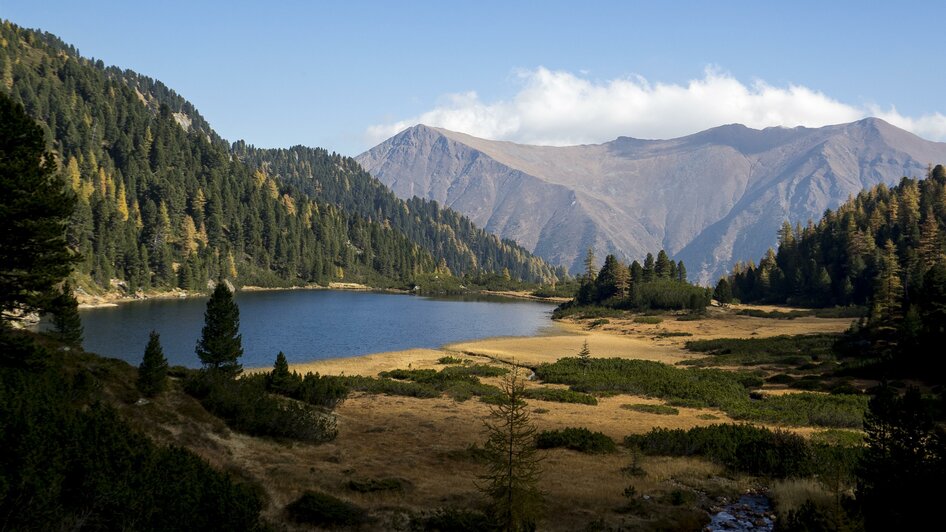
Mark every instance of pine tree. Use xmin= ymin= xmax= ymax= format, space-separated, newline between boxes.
xmin=269 ymin=351 xmax=294 ymax=394
xmin=137 ymin=330 xmax=168 ymax=396
xmin=654 ymin=250 xmax=672 ymax=278
xmin=480 ymin=366 xmax=542 ymax=531
xmin=0 ymin=92 xmax=77 ymax=318
xmin=714 ymin=278 xmax=733 ymax=304
xmin=578 ymin=340 xmax=592 ymax=370
xmin=642 ymin=253 xmax=655 ymax=282
xmin=49 ymin=280 xmax=83 ymax=348
xmin=196 ymin=281 xmax=243 ymax=376
xmin=676 ymin=260 xmax=687 ymax=283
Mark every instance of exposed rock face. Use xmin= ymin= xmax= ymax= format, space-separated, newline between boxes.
xmin=357 ymin=119 xmax=946 ymax=283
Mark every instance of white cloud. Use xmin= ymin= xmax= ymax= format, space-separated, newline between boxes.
xmin=366 ymin=67 xmax=946 ymax=146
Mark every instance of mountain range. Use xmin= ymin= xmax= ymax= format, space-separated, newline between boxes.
xmin=357 ymin=121 xmax=946 ymax=283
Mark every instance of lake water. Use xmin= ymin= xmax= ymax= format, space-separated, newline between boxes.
xmin=67 ymin=290 xmax=557 ymax=368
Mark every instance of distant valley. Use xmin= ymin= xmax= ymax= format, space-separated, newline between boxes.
xmin=358 ymin=121 xmax=946 ymax=282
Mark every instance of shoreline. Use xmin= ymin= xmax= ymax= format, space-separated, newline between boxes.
xmin=77 ymin=283 xmax=565 ymax=309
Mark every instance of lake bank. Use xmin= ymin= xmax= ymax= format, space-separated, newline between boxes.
xmin=75 ymin=282 xmax=566 ymax=309
xmin=229 ymin=306 xmax=856 ymax=529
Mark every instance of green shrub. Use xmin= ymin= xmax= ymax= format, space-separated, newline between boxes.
xmin=376 ymin=364 xmax=506 ymax=402
xmin=413 ymin=508 xmax=493 ymax=532
xmin=767 ymin=373 xmax=796 ymax=384
xmin=634 ymin=316 xmax=663 ymax=324
xmin=0 ymin=359 xmax=265 ymax=530
xmin=656 ymin=331 xmax=693 ymax=338
xmin=625 ymin=424 xmax=811 ymax=478
xmin=286 ymin=491 xmax=365 ymax=527
xmin=682 ymin=334 xmax=839 ymax=368
xmin=622 ymin=403 xmax=679 ymax=415
xmin=522 ymin=387 xmax=598 ymax=405
xmin=437 ymin=356 xmax=464 ymax=365
xmin=536 ymin=427 xmax=617 ymax=454
xmin=184 ymin=372 xmax=337 ymax=442
xmin=347 ymin=477 xmax=408 ymax=493
xmin=535 ymin=357 xmax=865 ymax=427
xmin=588 ymin=318 xmax=610 ymax=328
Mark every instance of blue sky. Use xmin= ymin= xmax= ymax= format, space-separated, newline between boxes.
xmin=3 ymin=1 xmax=945 ymax=155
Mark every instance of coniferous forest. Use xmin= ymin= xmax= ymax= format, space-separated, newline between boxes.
xmin=0 ymin=22 xmax=556 ymax=294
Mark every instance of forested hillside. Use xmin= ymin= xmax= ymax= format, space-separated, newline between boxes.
xmin=0 ymin=21 xmax=555 ymax=292
xmin=728 ymin=165 xmax=946 ymax=308
xmin=727 ymin=165 xmax=946 ymax=377
xmin=234 ymin=145 xmax=559 ymax=283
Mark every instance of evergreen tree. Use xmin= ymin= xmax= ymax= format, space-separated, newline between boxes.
xmin=857 ymin=385 xmax=946 ymax=530
xmin=642 ymin=253 xmax=655 ymax=282
xmin=480 ymin=366 xmax=542 ymax=531
xmin=269 ymin=351 xmax=294 ymax=395
xmin=676 ymin=260 xmax=687 ymax=283
xmin=577 ymin=340 xmax=592 ymax=370
xmin=0 ymin=92 xmax=77 ymax=318
xmin=654 ymin=250 xmax=672 ymax=279
xmin=583 ymin=247 xmax=597 ymax=281
xmin=49 ymin=280 xmax=83 ymax=348
xmin=196 ymin=282 xmax=243 ymax=376
xmin=714 ymin=278 xmax=733 ymax=304
xmin=137 ymin=330 xmax=168 ymax=397
xmin=594 ymin=255 xmax=623 ymax=301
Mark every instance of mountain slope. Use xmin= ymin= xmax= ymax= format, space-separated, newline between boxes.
xmin=357 ymin=122 xmax=946 ymax=282
xmin=0 ymin=21 xmax=556 ymax=290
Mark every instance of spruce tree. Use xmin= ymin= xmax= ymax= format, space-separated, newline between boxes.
xmin=655 ymin=250 xmax=672 ymax=279
xmin=578 ymin=340 xmax=592 ymax=370
xmin=49 ymin=280 xmax=83 ymax=348
xmin=714 ymin=278 xmax=733 ymax=304
xmin=0 ymin=92 xmax=77 ymax=318
xmin=138 ymin=330 xmax=168 ymax=396
xmin=269 ymin=351 xmax=294 ymax=394
xmin=480 ymin=366 xmax=542 ymax=531
xmin=196 ymin=282 xmax=243 ymax=376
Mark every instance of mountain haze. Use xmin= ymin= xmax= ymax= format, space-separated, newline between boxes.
xmin=357 ymin=121 xmax=946 ymax=282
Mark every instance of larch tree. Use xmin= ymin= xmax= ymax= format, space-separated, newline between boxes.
xmin=196 ymin=281 xmax=243 ymax=376
xmin=480 ymin=365 xmax=542 ymax=531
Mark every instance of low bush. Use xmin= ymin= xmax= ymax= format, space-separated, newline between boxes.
xmin=0 ymin=351 xmax=265 ymax=530
xmin=377 ymin=364 xmax=506 ymax=402
xmin=682 ymin=334 xmax=839 ymax=368
xmin=347 ymin=477 xmax=408 ymax=493
xmin=184 ymin=372 xmax=337 ymax=442
xmin=536 ymin=427 xmax=617 ymax=454
xmin=656 ymin=331 xmax=693 ymax=338
xmin=286 ymin=491 xmax=365 ymax=527
xmin=412 ymin=508 xmax=493 ymax=532
xmin=535 ymin=357 xmax=865 ymax=427
xmin=634 ymin=316 xmax=663 ymax=324
xmin=522 ymin=387 xmax=598 ymax=405
xmin=437 ymin=356 xmax=464 ymax=365
xmin=625 ymin=424 xmax=811 ymax=478
xmin=622 ymin=403 xmax=679 ymax=415
xmin=588 ymin=318 xmax=610 ymax=328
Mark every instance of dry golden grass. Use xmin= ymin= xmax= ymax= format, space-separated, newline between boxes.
xmin=769 ymin=478 xmax=834 ymax=516
xmin=139 ymin=304 xmax=856 ymax=529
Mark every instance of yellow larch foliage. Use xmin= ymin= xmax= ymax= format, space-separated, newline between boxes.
xmin=265 ymin=178 xmax=279 ymax=200
xmin=65 ymin=156 xmax=81 ymax=192
xmin=281 ymin=193 xmax=296 ymax=216
xmin=226 ymin=251 xmax=238 ymax=279
xmin=180 ymin=215 xmax=198 ymax=255
xmin=253 ymin=168 xmax=267 ymax=189
xmin=116 ymin=181 xmax=129 ymax=221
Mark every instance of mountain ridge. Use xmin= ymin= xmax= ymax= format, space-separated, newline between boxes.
xmin=357 ymin=119 xmax=946 ymax=282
